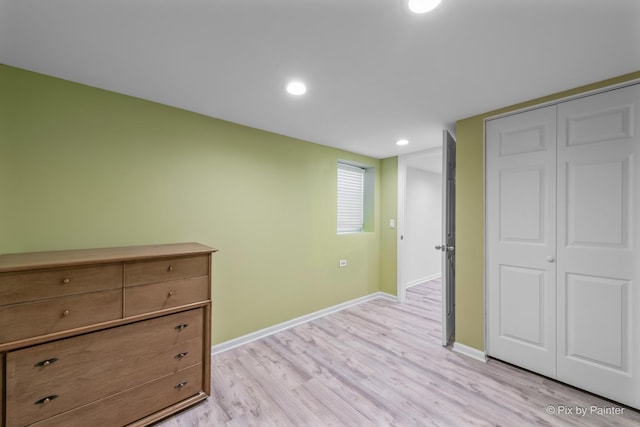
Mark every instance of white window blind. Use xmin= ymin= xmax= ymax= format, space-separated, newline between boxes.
xmin=337 ymin=163 xmax=365 ymax=233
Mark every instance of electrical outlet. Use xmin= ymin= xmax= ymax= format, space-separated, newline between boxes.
xmin=339 ymin=259 xmax=347 ymax=267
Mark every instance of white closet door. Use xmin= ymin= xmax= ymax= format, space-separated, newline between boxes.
xmin=556 ymin=84 xmax=640 ymax=408
xmin=486 ymin=105 xmax=557 ymax=377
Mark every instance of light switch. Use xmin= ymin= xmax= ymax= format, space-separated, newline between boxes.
xmin=389 ymin=219 xmax=395 ymax=228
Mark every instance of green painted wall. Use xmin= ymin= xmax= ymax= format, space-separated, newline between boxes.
xmin=455 ymin=71 xmax=640 ymax=352
xmin=454 ymin=118 xmax=485 ymax=350
xmin=380 ymin=157 xmax=398 ymax=295
xmin=0 ymin=65 xmax=397 ymax=344
xmin=0 ymin=81 xmax=8 ymax=249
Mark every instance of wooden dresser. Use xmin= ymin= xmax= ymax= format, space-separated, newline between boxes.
xmin=0 ymin=243 xmax=217 ymax=427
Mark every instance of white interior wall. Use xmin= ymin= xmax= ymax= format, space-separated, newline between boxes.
xmin=404 ymin=166 xmax=442 ymax=286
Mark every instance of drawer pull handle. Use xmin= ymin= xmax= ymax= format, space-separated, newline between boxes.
xmin=61 ymin=278 xmax=70 ymax=285
xmin=176 ymin=352 xmax=188 ymax=359
xmin=175 ymin=323 xmax=189 ymax=331
xmin=62 ymin=309 xmax=71 ymax=317
xmin=168 ymin=266 xmax=174 ymax=272
xmin=175 ymin=381 xmax=188 ymax=389
xmin=35 ymin=358 xmax=59 ymax=367
xmin=35 ymin=395 xmax=58 ymax=405
xmin=168 ymin=291 xmax=174 ymax=297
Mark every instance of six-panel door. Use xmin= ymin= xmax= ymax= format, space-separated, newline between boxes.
xmin=556 ymin=85 xmax=640 ymax=408
xmin=486 ymin=105 xmax=558 ymax=378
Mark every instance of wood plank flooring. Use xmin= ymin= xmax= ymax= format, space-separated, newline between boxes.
xmin=155 ymin=280 xmax=640 ymax=426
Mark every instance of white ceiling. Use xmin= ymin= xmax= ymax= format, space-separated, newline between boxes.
xmin=1 ymin=0 xmax=638 ymax=159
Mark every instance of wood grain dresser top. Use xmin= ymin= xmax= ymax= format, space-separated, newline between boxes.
xmin=0 ymin=242 xmax=217 ymax=272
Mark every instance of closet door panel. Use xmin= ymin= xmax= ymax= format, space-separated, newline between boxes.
xmin=565 ymin=274 xmax=628 ymax=368
xmin=486 ymin=105 xmax=557 ymax=377
xmin=566 ymin=159 xmax=628 ymax=247
xmin=556 ymin=84 xmax=640 ymax=409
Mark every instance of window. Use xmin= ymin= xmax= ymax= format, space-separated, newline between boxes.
xmin=337 ymin=163 xmax=365 ymax=233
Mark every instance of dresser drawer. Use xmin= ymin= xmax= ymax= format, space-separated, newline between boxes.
xmin=5 ymin=309 xmax=204 ymax=426
xmin=125 ymin=255 xmax=209 ymax=287
xmin=125 ymin=276 xmax=209 ymax=316
xmin=0 ymin=263 xmax=122 ymax=306
xmin=29 ymin=364 xmax=204 ymax=427
xmin=0 ymin=289 xmax=122 ymax=344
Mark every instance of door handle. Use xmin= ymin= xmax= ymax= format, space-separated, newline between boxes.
xmin=435 ymin=245 xmax=444 ymax=251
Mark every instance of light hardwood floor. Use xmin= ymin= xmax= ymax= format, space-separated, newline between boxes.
xmin=155 ymin=280 xmax=640 ymax=426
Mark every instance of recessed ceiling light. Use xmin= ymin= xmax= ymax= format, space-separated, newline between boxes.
xmin=286 ymin=81 xmax=307 ymax=96
xmin=408 ymin=0 xmax=441 ymax=14
xmin=396 ymin=139 xmax=409 ymax=146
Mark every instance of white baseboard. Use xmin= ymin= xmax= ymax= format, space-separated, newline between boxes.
xmin=452 ymin=342 xmax=487 ymax=363
xmin=405 ymin=273 xmax=441 ymax=289
xmin=212 ymin=291 xmax=398 ymax=355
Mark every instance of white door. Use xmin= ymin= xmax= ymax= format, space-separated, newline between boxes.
xmin=486 ymin=105 xmax=557 ymax=377
xmin=439 ymin=130 xmax=456 ymax=346
xmin=556 ymin=85 xmax=640 ymax=408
